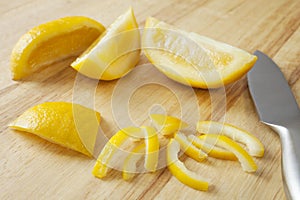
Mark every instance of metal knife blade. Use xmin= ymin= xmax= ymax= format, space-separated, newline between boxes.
xmin=247 ymin=50 xmax=300 ymax=200
xmin=247 ymin=50 xmax=300 ymax=125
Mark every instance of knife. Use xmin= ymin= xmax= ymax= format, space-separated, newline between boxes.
xmin=247 ymin=50 xmax=300 ymax=200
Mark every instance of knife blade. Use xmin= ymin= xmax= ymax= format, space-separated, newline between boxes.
xmin=247 ymin=50 xmax=300 ymax=200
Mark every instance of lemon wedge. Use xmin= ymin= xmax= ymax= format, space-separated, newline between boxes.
xmin=123 ymin=142 xmax=145 ymax=181
xmin=150 ymin=114 xmax=188 ymax=136
xmin=188 ymin=135 xmax=237 ymax=161
xmin=197 ymin=121 xmax=264 ymax=157
xmin=167 ymin=139 xmax=209 ymax=191
xmin=174 ymin=133 xmax=207 ymax=162
xmin=200 ymin=134 xmax=257 ymax=172
xmin=71 ymin=8 xmax=140 ymax=80
xmin=11 ymin=16 xmax=105 ymax=80
xmin=142 ymin=17 xmax=257 ymax=88
xmin=142 ymin=126 xmax=159 ymax=172
xmin=9 ymin=102 xmax=101 ymax=157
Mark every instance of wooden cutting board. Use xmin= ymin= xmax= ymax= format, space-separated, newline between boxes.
xmin=1 ymin=0 xmax=299 ymax=199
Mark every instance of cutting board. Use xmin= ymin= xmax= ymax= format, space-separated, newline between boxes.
xmin=1 ymin=0 xmax=300 ymax=199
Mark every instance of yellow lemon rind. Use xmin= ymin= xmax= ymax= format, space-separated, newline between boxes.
xmin=167 ymin=139 xmax=209 ymax=191
xmin=197 ymin=121 xmax=264 ymax=157
xmin=9 ymin=102 xmax=101 ymax=157
xmin=142 ymin=17 xmax=257 ymax=89
xmin=142 ymin=126 xmax=159 ymax=172
xmin=92 ymin=129 xmax=129 ymax=178
xmin=187 ymin=135 xmax=237 ymax=161
xmin=11 ymin=16 xmax=105 ymax=80
xmin=71 ymin=8 xmax=141 ymax=80
xmin=201 ymin=134 xmax=257 ymax=172
xmin=174 ymin=133 xmax=207 ymax=162
xmin=122 ymin=142 xmax=145 ymax=181
xmin=150 ymin=114 xmax=188 ymax=136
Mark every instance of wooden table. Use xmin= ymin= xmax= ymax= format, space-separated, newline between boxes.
xmin=1 ymin=0 xmax=299 ymax=199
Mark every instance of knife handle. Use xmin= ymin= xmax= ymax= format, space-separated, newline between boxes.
xmin=266 ymin=117 xmax=300 ymax=200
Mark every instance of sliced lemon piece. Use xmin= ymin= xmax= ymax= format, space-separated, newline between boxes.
xmin=123 ymin=142 xmax=145 ymax=181
xmin=150 ymin=114 xmax=188 ymax=136
xmin=197 ymin=121 xmax=264 ymax=157
xmin=174 ymin=133 xmax=207 ymax=162
xmin=11 ymin=16 xmax=105 ymax=80
xmin=71 ymin=8 xmax=140 ymax=80
xmin=92 ymin=128 xmax=129 ymax=178
xmin=188 ymin=135 xmax=237 ymax=161
xmin=9 ymin=102 xmax=101 ymax=157
xmin=167 ymin=139 xmax=209 ymax=191
xmin=201 ymin=134 xmax=257 ymax=172
xmin=142 ymin=17 xmax=257 ymax=88
xmin=142 ymin=126 xmax=159 ymax=172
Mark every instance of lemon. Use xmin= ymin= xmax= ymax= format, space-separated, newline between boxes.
xmin=188 ymin=135 xmax=237 ymax=161
xmin=142 ymin=17 xmax=257 ymax=88
xmin=122 ymin=142 xmax=145 ymax=181
xmin=118 ymin=126 xmax=144 ymax=141
xmin=200 ymin=134 xmax=257 ymax=172
xmin=9 ymin=102 xmax=101 ymax=157
xmin=174 ymin=133 xmax=207 ymax=162
xmin=71 ymin=8 xmax=140 ymax=80
xmin=142 ymin=126 xmax=159 ymax=172
xmin=11 ymin=16 xmax=105 ymax=80
xmin=150 ymin=114 xmax=188 ymax=136
xmin=93 ymin=128 xmax=130 ymax=178
xmin=167 ymin=139 xmax=209 ymax=191
xmin=197 ymin=121 xmax=264 ymax=157
xmin=93 ymin=126 xmax=159 ymax=178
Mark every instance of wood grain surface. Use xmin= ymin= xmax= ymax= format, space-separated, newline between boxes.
xmin=1 ymin=0 xmax=300 ymax=199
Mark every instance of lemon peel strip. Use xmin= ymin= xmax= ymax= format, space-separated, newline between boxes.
xmin=150 ymin=114 xmax=188 ymax=136
xmin=174 ymin=133 xmax=207 ymax=162
xmin=122 ymin=143 xmax=145 ymax=181
xmin=92 ymin=130 xmax=129 ymax=178
xmin=200 ymin=134 xmax=257 ymax=172
xmin=167 ymin=139 xmax=209 ymax=191
xmin=142 ymin=126 xmax=159 ymax=172
xmin=197 ymin=121 xmax=264 ymax=157
xmin=188 ymin=135 xmax=237 ymax=161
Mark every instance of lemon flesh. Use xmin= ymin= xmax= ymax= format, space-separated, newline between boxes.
xmin=71 ymin=8 xmax=141 ymax=80
xmin=142 ymin=17 xmax=257 ymax=88
xmin=11 ymin=16 xmax=105 ymax=80
xmin=9 ymin=102 xmax=101 ymax=157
